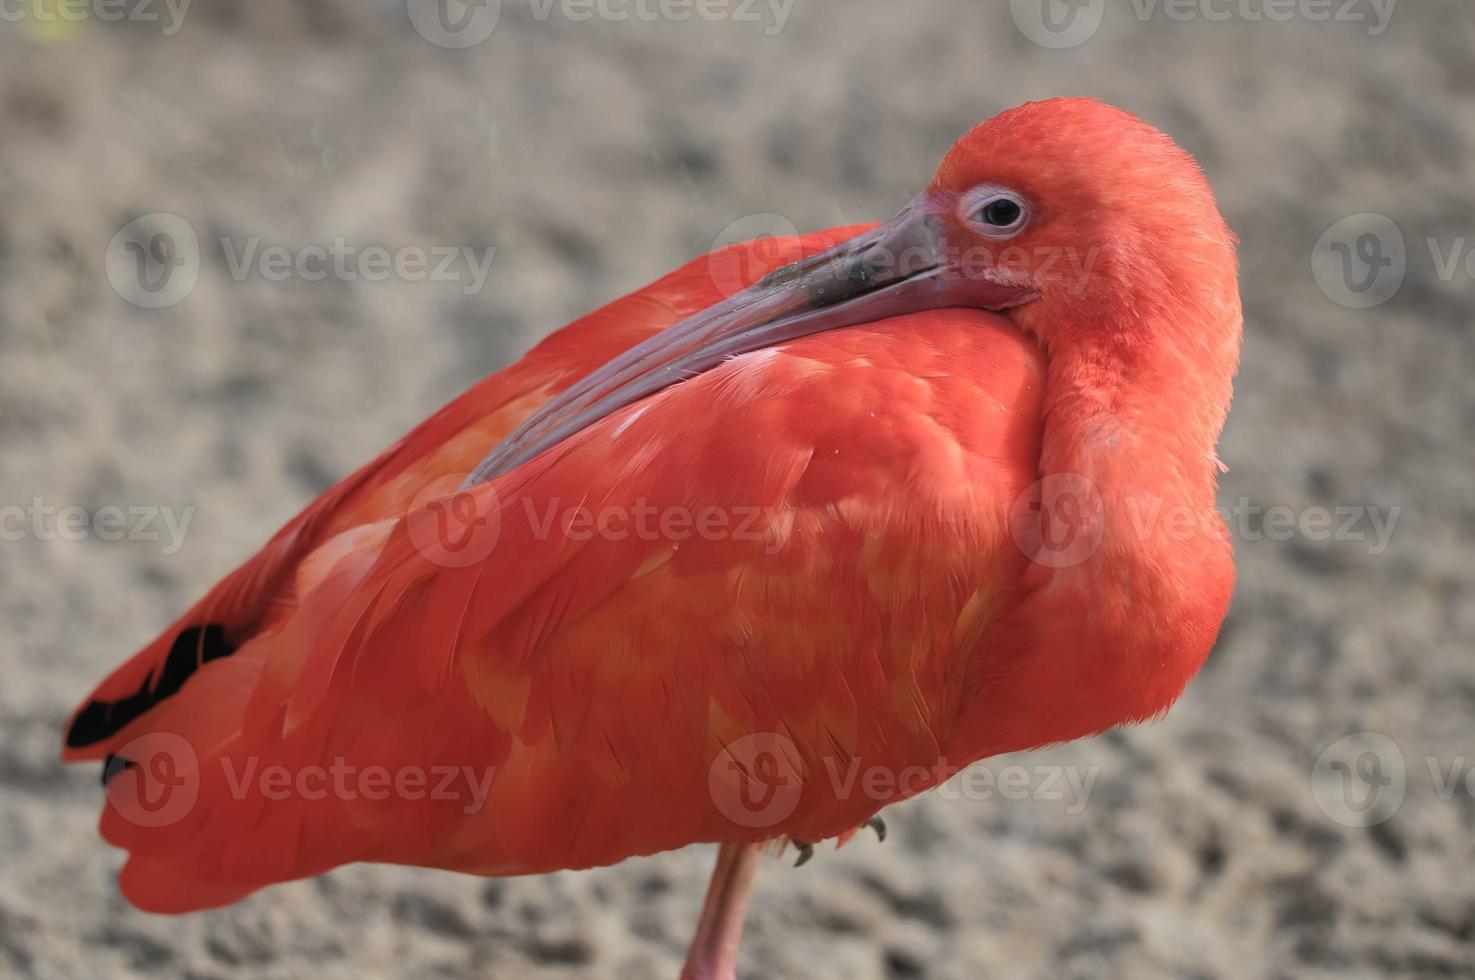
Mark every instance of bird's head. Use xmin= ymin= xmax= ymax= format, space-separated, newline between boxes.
xmin=922 ymin=98 xmax=1240 ymax=355
xmin=470 ymin=98 xmax=1241 ymax=484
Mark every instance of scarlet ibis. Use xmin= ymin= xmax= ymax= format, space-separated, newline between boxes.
xmin=65 ymin=98 xmax=1240 ymax=978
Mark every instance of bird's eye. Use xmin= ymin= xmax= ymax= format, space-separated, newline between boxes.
xmin=965 ymin=189 xmax=1031 ymax=238
xmin=981 ymin=198 xmax=1022 ymax=227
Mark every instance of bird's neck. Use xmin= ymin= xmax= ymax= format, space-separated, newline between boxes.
xmin=1041 ymin=329 xmax=1233 ymax=527
xmin=957 ymin=317 xmax=1239 ymax=760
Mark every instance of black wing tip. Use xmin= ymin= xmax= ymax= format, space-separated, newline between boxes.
xmin=65 ymin=623 xmax=238 ymax=751
xmin=100 ymin=753 xmax=134 ymax=786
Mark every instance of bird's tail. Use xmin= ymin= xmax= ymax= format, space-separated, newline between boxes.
xmin=62 ymin=515 xmax=411 ymax=911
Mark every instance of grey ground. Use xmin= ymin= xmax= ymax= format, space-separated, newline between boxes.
xmin=2 ymin=1 xmax=1473 ymax=978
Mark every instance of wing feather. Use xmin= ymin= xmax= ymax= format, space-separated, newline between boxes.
xmin=103 ymin=309 xmax=1043 ymax=911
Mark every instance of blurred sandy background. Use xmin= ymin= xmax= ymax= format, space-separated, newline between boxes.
xmin=2 ymin=1 xmax=1473 ymax=977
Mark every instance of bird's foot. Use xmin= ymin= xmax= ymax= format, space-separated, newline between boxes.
xmin=864 ymin=814 xmax=887 ymax=842
xmin=791 ymin=815 xmax=886 ymax=867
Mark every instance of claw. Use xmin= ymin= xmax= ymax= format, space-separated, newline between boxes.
xmin=864 ymin=814 xmax=887 ymax=842
xmin=791 ymin=820 xmax=882 ymax=868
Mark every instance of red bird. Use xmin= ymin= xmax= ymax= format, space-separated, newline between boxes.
xmin=64 ymin=98 xmax=1240 ymax=978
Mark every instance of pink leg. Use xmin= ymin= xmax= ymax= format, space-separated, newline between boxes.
xmin=681 ymin=842 xmax=761 ymax=980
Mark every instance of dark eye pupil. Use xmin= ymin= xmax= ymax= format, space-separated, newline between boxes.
xmin=981 ymin=198 xmax=1022 ymax=227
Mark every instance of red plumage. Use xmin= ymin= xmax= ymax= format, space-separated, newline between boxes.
xmin=64 ymin=100 xmax=1240 ymax=954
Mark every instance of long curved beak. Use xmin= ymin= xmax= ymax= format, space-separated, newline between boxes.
xmin=466 ymin=193 xmax=1028 ymax=485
